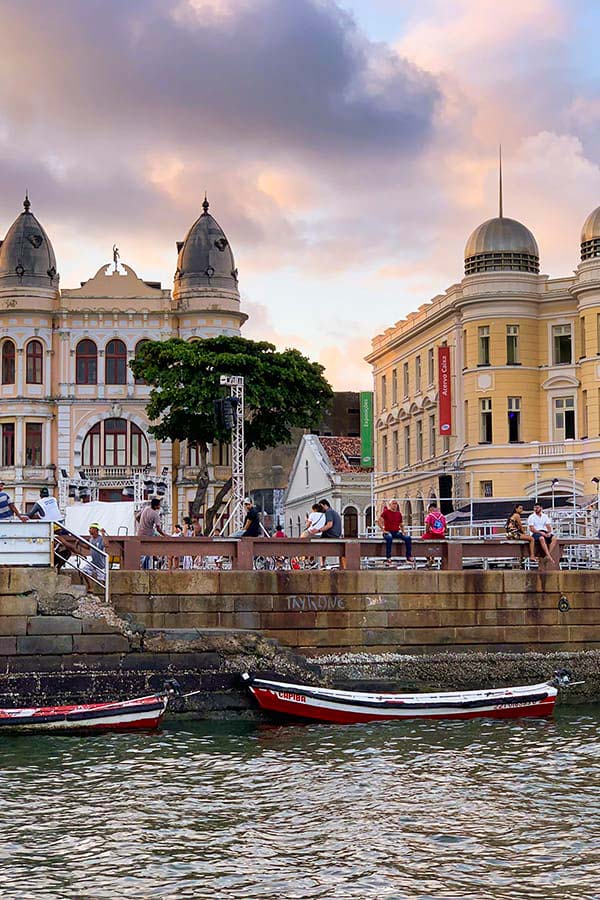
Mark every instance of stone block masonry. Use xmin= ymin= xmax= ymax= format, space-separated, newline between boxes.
xmin=111 ymin=569 xmax=600 ymax=656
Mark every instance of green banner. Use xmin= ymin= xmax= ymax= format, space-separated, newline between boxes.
xmin=360 ymin=391 xmax=374 ymax=467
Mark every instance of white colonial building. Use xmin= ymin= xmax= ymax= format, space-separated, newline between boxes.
xmin=284 ymin=435 xmax=373 ymax=537
xmin=0 ymin=194 xmax=246 ymax=523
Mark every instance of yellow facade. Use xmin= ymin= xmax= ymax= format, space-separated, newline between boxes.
xmin=367 ymin=236 xmax=600 ymax=522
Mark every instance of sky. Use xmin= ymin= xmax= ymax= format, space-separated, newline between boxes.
xmin=1 ymin=0 xmax=600 ymax=389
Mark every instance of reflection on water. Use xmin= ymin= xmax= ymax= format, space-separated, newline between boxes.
xmin=0 ymin=710 xmax=599 ymax=899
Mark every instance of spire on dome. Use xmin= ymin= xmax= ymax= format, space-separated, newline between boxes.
xmin=23 ymin=191 xmax=31 ymax=213
xmin=498 ymin=145 xmax=503 ymax=219
xmin=202 ymin=193 xmax=209 ymax=215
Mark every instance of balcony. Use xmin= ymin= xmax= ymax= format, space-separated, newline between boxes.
xmin=80 ymin=466 xmax=149 ymax=481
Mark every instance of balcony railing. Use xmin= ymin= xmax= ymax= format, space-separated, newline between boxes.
xmin=81 ymin=466 xmax=149 ymax=479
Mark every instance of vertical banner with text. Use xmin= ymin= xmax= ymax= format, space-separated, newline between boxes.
xmin=360 ymin=391 xmax=374 ymax=467
xmin=438 ymin=346 xmax=452 ymax=436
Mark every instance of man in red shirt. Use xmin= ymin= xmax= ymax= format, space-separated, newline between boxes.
xmin=377 ymin=500 xmax=414 ymax=567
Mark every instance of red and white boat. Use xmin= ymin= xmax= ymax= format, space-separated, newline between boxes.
xmin=0 ymin=682 xmax=180 ymax=734
xmin=243 ymin=673 xmax=565 ymax=723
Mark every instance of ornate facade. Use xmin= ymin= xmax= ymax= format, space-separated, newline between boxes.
xmin=0 ymin=195 xmax=246 ymax=522
xmin=367 ymin=200 xmax=600 ymax=521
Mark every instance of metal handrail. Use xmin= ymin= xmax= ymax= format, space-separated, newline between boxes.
xmin=54 ymin=524 xmax=109 ymax=602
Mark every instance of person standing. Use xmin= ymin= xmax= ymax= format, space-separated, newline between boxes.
xmin=233 ymin=498 xmax=261 ymax=538
xmin=137 ymin=497 xmax=167 ymax=569
xmin=0 ymin=481 xmax=27 ymax=522
xmin=82 ymin=523 xmax=107 ymax=589
xmin=378 ymin=500 xmax=414 ymax=567
xmin=527 ymin=503 xmax=554 ymax=560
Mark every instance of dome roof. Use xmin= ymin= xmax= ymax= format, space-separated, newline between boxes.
xmin=580 ymin=206 xmax=600 ymax=261
xmin=175 ymin=197 xmax=238 ymax=292
xmin=464 ymin=216 xmax=539 ymax=276
xmin=0 ymin=196 xmax=58 ymax=287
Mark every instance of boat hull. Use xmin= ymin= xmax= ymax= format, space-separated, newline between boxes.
xmin=0 ymin=694 xmax=169 ymax=734
xmin=245 ymin=676 xmax=557 ymax=724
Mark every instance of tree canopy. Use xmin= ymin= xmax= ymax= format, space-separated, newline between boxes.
xmin=130 ymin=335 xmax=333 ymax=451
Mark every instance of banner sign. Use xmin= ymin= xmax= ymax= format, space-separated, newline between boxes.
xmin=438 ymin=346 xmax=452 ymax=436
xmin=360 ymin=391 xmax=374 ymax=467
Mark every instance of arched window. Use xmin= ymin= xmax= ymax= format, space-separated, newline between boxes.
xmin=76 ymin=339 xmax=98 ymax=385
xmin=134 ymin=340 xmax=150 ymax=385
xmin=1 ymin=341 xmax=15 ymax=385
xmin=343 ymin=506 xmax=358 ymax=538
xmin=404 ymin=501 xmax=413 ymax=527
xmin=105 ymin=339 xmax=127 ymax=385
xmin=365 ymin=506 xmax=374 ymax=533
xmin=81 ymin=418 xmax=149 ymax=468
xmin=26 ymin=340 xmax=43 ymax=384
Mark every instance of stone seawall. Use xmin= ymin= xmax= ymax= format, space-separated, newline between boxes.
xmin=1 ymin=568 xmax=599 ymax=711
xmin=111 ymin=569 xmax=600 ymax=655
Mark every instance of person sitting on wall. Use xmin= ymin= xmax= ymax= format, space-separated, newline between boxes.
xmin=28 ymin=487 xmax=65 ymax=526
xmin=527 ymin=503 xmax=554 ymax=561
xmin=232 ymin=498 xmax=261 ymax=538
xmin=422 ymin=502 xmax=446 ymax=569
xmin=422 ymin=503 xmax=447 ymax=540
xmin=506 ymin=503 xmax=536 ymax=562
xmin=377 ymin=500 xmax=414 ymax=568
xmin=301 ymin=502 xmax=326 ymax=538
xmin=313 ymin=498 xmax=345 ymax=570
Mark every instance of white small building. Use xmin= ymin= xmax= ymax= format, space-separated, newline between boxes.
xmin=284 ymin=435 xmax=373 ymax=537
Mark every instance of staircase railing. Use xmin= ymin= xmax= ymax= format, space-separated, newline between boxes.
xmin=54 ymin=525 xmax=109 ymax=602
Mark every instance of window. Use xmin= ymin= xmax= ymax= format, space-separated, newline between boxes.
xmin=76 ymin=339 xmax=97 ymax=385
xmin=215 ymin=441 xmax=230 ymax=466
xmin=104 ymin=417 xmax=127 ymax=465
xmin=1 ymin=423 xmax=15 ymax=466
xmin=134 ymin=340 xmax=150 ymax=385
xmin=1 ymin=341 xmax=15 ymax=385
xmin=403 ymin=362 xmax=409 ymax=397
xmin=582 ymin=390 xmax=588 ymax=438
xmin=508 ymin=397 xmax=521 ymax=443
xmin=381 ymin=434 xmax=388 ymax=472
xmin=580 ymin=317 xmax=586 ymax=359
xmin=462 ymin=329 xmax=467 ymax=367
xmin=25 ymin=422 xmax=43 ymax=466
xmin=553 ymin=396 xmax=575 ymax=441
xmin=442 ymin=435 xmax=450 ymax=453
xmin=403 ymin=425 xmax=410 ymax=466
xmin=415 ymin=356 xmax=422 ymax=393
xmin=26 ymin=340 xmax=43 ymax=384
xmin=428 ymin=347 xmax=435 ymax=385
xmin=480 ymin=398 xmax=492 ymax=443
xmin=187 ymin=443 xmax=200 ymax=466
xmin=381 ymin=374 xmax=387 ymax=411
xmin=305 ymin=459 xmax=309 ymax=487
xmin=81 ymin=418 xmax=149 ymax=467
xmin=552 ymin=325 xmax=572 ymax=365
xmin=506 ymin=325 xmax=520 ymax=365
xmin=105 ymin=339 xmax=127 ymax=385
xmin=480 ymin=480 xmax=493 ymax=498
xmin=429 ymin=414 xmax=436 ymax=457
xmin=392 ymin=430 xmax=399 ymax=471
xmin=478 ymin=326 xmax=490 ymax=366
xmin=392 ymin=368 xmax=398 ymax=406
xmin=464 ymin=399 xmax=469 ymax=444
xmin=416 ymin=419 xmax=423 ymax=461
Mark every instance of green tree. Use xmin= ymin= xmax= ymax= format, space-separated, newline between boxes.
xmin=130 ymin=335 xmax=333 ymax=528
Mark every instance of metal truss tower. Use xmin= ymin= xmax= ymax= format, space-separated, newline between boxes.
xmin=219 ymin=374 xmax=245 ymax=532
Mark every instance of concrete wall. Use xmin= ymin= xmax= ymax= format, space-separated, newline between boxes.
xmin=111 ymin=569 xmax=600 ymax=656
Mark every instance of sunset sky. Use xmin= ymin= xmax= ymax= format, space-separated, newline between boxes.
xmin=1 ymin=0 xmax=600 ymax=389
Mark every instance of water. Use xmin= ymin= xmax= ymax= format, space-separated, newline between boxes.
xmin=1 ymin=710 xmax=599 ymax=899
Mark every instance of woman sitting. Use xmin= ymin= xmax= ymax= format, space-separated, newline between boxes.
xmin=506 ymin=504 xmax=536 ymax=562
xmin=301 ymin=503 xmax=326 ymax=538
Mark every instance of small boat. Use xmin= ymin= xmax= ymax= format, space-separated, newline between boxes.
xmin=0 ymin=680 xmax=181 ymax=734
xmin=242 ymin=673 xmax=571 ymax=724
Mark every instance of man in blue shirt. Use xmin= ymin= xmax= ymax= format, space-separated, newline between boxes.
xmin=314 ymin=498 xmax=345 ymax=569
xmin=0 ymin=481 xmax=27 ymax=522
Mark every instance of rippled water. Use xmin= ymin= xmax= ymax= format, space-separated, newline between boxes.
xmin=1 ymin=709 xmax=599 ymax=899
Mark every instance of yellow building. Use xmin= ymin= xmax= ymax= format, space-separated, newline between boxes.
xmin=366 ymin=200 xmax=600 ymax=523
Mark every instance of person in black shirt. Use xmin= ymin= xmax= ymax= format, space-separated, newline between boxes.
xmin=233 ymin=498 xmax=261 ymax=537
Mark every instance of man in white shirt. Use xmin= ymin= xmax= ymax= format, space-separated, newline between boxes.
xmin=28 ymin=487 xmax=65 ymax=524
xmin=527 ymin=503 xmax=554 ymax=560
